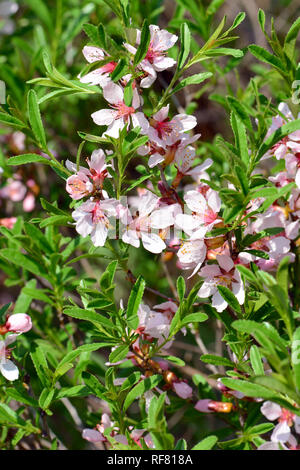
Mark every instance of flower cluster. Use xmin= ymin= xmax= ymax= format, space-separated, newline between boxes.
xmin=0 ymin=313 xmax=32 ymax=381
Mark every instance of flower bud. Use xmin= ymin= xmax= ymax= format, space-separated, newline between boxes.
xmin=195 ymin=399 xmax=233 ymax=413
xmin=6 ymin=314 xmax=32 ymax=334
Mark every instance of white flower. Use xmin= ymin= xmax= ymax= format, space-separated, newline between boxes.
xmin=198 ymin=255 xmax=245 ymax=312
xmin=72 ymin=198 xmax=119 ymax=247
xmin=66 ymin=149 xmax=111 ymax=200
xmin=175 ymin=189 xmax=221 ymax=239
xmin=261 ymin=401 xmax=300 ymax=444
xmin=147 ymin=104 xmax=197 ymax=147
xmin=177 ymin=239 xmax=207 ymax=277
xmin=125 ymin=25 xmax=178 ymax=88
xmin=78 ymin=46 xmax=117 ymax=87
xmin=120 ymin=191 xmax=175 ymax=254
xmin=0 ymin=1 xmax=18 ymax=35
xmin=0 ymin=334 xmax=19 ymax=381
xmin=91 ymin=82 xmax=149 ymax=138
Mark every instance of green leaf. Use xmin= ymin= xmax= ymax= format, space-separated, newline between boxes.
xmin=284 ymin=17 xmax=300 ymax=59
xmin=201 ymin=354 xmax=235 ymax=367
xmin=276 ymin=256 xmax=290 ymax=295
xmin=39 ymin=388 xmax=55 ymax=410
xmin=123 ymin=79 xmax=133 ymax=106
xmin=147 ymin=391 xmax=166 ymax=429
xmin=39 ymin=215 xmax=71 ymax=228
xmin=111 ymin=58 xmax=128 ymax=82
xmin=133 ymin=20 xmax=151 ymax=67
xmin=24 ymin=222 xmax=53 ymax=254
xmin=250 ymin=345 xmax=264 ymax=376
xmin=292 ymin=327 xmax=300 ymax=392
xmin=27 ymin=90 xmax=47 ymax=149
xmin=14 ymin=279 xmax=37 ymax=313
xmin=172 ymin=72 xmax=213 ymax=95
xmin=248 ymin=423 xmax=274 ymax=436
xmin=82 ymin=372 xmax=107 ymax=399
xmin=227 ymin=12 xmax=246 ymax=32
xmin=174 ymin=439 xmax=187 ymax=450
xmin=119 ymin=372 xmax=141 ymax=391
xmin=126 ymin=276 xmax=145 ymax=329
xmin=232 ymin=320 xmax=288 ymax=351
xmin=7 ymin=153 xmax=50 ymax=166
xmin=177 ymin=23 xmax=191 ymax=69
xmin=99 ymin=260 xmax=118 ymax=290
xmin=235 ymin=165 xmax=249 ymax=195
xmin=83 ymin=23 xmax=100 ymax=45
xmin=22 ymin=287 xmax=54 ymax=305
xmin=205 ymin=48 xmax=244 ymax=58
xmin=217 ymin=285 xmax=242 ymax=314
xmin=63 ymin=307 xmax=114 ymax=330
xmin=258 ymin=9 xmax=266 ymax=33
xmin=0 ymin=249 xmax=49 ymax=279
xmin=55 ymin=344 xmax=102 ymax=371
xmin=207 ymin=0 xmax=225 ymax=15
xmin=24 ymin=0 xmax=53 ymax=32
xmin=191 ymin=435 xmax=218 ymax=450
xmin=248 ymin=45 xmax=284 ymax=72
xmin=55 ymin=385 xmax=89 ymax=400
xmin=6 ymin=388 xmax=39 ymax=407
xmin=30 ymin=344 xmax=52 ymax=388
xmin=243 ymin=249 xmax=269 ymax=260
xmin=231 ymin=113 xmax=249 ymax=165
xmin=0 ymin=404 xmax=20 ymax=425
xmin=176 ymin=276 xmax=185 ymax=301
xmin=228 ymin=97 xmax=253 ymax=130
xmin=236 ymin=265 xmax=258 ymax=285
xmin=180 ymin=312 xmax=208 ymax=326
xmin=162 ymin=355 xmax=185 ymax=367
xmin=109 ymin=344 xmax=129 ymax=363
xmin=0 ymin=113 xmax=26 ymax=130
xmin=123 ymin=375 xmax=162 ymax=411
xmin=221 ymin=378 xmax=277 ymax=399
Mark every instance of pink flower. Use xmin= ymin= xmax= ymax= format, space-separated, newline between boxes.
xmin=172 ymin=380 xmax=193 ymax=399
xmin=0 ymin=217 xmax=17 ymax=229
xmin=120 ymin=191 xmax=175 ymax=253
xmin=82 ymin=413 xmax=113 ymax=443
xmin=175 ymin=189 xmax=221 ymax=239
xmin=0 ymin=334 xmax=19 ymax=381
xmin=72 ymin=198 xmax=119 ymax=247
xmin=175 ymin=145 xmax=212 ymax=178
xmin=79 ymin=46 xmax=117 ymax=86
xmin=137 ymin=303 xmax=171 ymax=344
xmin=125 ymin=25 xmax=178 ymax=88
xmin=265 ymin=103 xmax=300 ymax=161
xmin=261 ymin=401 xmax=300 ymax=444
xmin=177 ymin=239 xmax=207 ymax=277
xmin=91 ymin=82 xmax=149 ymax=138
xmin=5 ymin=313 xmax=32 ymax=334
xmin=198 ymin=255 xmax=245 ymax=312
xmin=66 ymin=149 xmax=110 ymax=200
xmin=0 ymin=179 xmax=26 ymax=202
xmin=147 ymin=105 xmax=197 ymax=147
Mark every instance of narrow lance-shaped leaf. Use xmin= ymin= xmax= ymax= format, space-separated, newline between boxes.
xmin=126 ymin=276 xmax=145 ymax=329
xmin=217 ymin=285 xmax=242 ymax=314
xmin=27 ymin=90 xmax=47 ymax=150
xmin=177 ymin=23 xmax=191 ymax=69
xmin=133 ymin=19 xmax=151 ymax=67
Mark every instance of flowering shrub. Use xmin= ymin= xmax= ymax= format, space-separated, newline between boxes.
xmin=1 ymin=0 xmax=300 ymax=451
